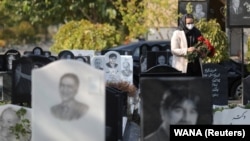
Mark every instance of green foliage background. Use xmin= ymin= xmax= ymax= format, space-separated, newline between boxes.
xmin=50 ymin=20 xmax=121 ymax=53
xmin=196 ymin=19 xmax=229 ymax=63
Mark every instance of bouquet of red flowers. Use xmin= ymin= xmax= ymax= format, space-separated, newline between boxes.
xmin=186 ymin=36 xmax=215 ymax=63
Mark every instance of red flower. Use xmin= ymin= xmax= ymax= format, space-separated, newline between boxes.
xmin=186 ymin=36 xmax=215 ymax=62
xmin=197 ymin=36 xmax=205 ymax=42
xmin=208 ymin=45 xmax=215 ymax=57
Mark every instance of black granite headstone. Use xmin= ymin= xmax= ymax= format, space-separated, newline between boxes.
xmin=4 ymin=49 xmax=21 ymax=71
xmin=0 ymin=55 xmax=5 ymax=71
xmin=11 ymin=56 xmax=52 ymax=106
xmin=202 ymin=63 xmax=228 ymax=105
xmin=139 ymin=44 xmax=150 ymax=73
xmin=58 ymin=50 xmax=75 ymax=60
xmin=106 ymin=86 xmax=125 ymax=141
xmin=141 ymin=77 xmax=213 ymax=140
xmin=243 ymin=75 xmax=250 ymax=105
xmin=32 ymin=46 xmax=44 ymax=56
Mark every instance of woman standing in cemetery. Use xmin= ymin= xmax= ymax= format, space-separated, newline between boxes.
xmin=171 ymin=14 xmax=203 ymax=76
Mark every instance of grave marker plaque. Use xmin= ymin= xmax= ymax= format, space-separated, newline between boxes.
xmin=202 ymin=63 xmax=228 ymax=105
xmin=32 ymin=60 xmax=105 ymax=141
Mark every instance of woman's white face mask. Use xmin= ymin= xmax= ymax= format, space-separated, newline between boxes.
xmin=186 ymin=24 xmax=194 ymax=30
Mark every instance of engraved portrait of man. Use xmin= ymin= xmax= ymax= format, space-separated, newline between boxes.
xmin=50 ymin=73 xmax=89 ymax=121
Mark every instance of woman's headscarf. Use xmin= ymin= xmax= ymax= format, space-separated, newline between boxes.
xmin=178 ymin=13 xmax=202 ymax=46
xmin=178 ymin=14 xmax=195 ymax=33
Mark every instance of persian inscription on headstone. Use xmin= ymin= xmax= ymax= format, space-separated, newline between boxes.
xmin=32 ymin=60 xmax=105 ymax=141
xmin=203 ymin=63 xmax=228 ymax=106
xmin=213 ymin=107 xmax=250 ymax=124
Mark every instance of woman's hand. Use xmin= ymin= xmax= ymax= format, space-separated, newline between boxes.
xmin=187 ymin=47 xmax=196 ymax=52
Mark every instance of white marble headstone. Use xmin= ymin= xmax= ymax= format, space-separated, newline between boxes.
xmin=120 ymin=56 xmax=133 ymax=84
xmin=213 ymin=107 xmax=250 ymax=124
xmin=32 ymin=60 xmax=105 ymax=141
xmin=104 ymin=51 xmax=121 ymax=83
xmin=0 ymin=104 xmax=31 ymax=141
xmin=91 ymin=56 xmax=105 ymax=71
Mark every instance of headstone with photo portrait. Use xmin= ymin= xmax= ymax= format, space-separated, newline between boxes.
xmin=12 ymin=56 xmax=52 ymax=106
xmin=146 ymin=51 xmax=173 ymax=70
xmin=243 ymin=75 xmax=250 ymax=105
xmin=32 ymin=46 xmax=44 ymax=56
xmin=4 ymin=49 xmax=21 ymax=72
xmin=178 ymin=1 xmax=208 ymax=22
xmin=139 ymin=44 xmax=150 ymax=73
xmin=202 ymin=63 xmax=228 ymax=106
xmin=120 ymin=56 xmax=133 ymax=84
xmin=227 ymin=0 xmax=250 ymax=27
xmin=104 ymin=51 xmax=121 ymax=83
xmin=141 ymin=77 xmax=213 ymax=141
xmin=0 ymin=104 xmax=31 ymax=141
xmin=32 ymin=60 xmax=105 ymax=141
xmin=58 ymin=50 xmax=75 ymax=60
xmin=91 ymin=56 xmax=105 ymax=71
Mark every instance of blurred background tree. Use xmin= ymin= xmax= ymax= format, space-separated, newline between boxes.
xmin=50 ymin=20 xmax=121 ymax=53
xmin=0 ymin=0 xmax=231 ymax=62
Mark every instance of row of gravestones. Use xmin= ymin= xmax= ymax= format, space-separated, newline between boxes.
xmin=0 ymin=59 xmax=250 ymax=141
xmin=0 ymin=47 xmax=133 ymax=107
xmin=1 ymin=47 xmax=133 ymax=84
xmin=0 ymin=59 xmax=128 ymax=141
